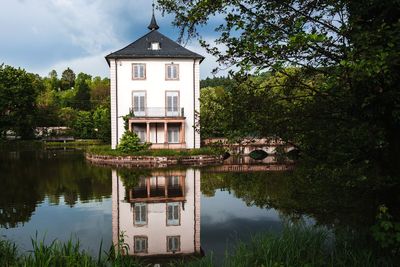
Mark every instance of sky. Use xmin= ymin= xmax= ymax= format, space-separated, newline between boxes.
xmin=0 ymin=0 xmax=224 ymax=79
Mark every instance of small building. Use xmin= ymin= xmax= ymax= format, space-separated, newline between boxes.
xmin=105 ymin=10 xmax=204 ymax=149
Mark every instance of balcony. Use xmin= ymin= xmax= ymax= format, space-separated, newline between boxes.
xmin=129 ymin=107 xmax=185 ymax=118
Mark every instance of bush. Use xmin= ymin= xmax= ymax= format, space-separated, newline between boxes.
xmin=117 ymin=131 xmax=150 ymax=153
xmin=93 ymin=106 xmax=111 ymax=143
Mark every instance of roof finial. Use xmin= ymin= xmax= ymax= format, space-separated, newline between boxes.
xmin=148 ymin=0 xmax=159 ymax=31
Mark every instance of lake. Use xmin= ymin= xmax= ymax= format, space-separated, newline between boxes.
xmin=0 ymin=144 xmax=394 ymax=264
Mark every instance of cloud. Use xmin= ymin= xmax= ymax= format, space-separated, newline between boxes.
xmin=0 ymin=0 xmax=225 ymax=79
xmin=34 ymin=51 xmax=109 ymax=78
xmin=186 ymin=37 xmax=235 ymax=79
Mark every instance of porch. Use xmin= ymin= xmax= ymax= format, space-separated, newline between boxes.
xmin=128 ymin=117 xmax=186 ymax=149
xmin=128 ymin=173 xmax=186 ymax=203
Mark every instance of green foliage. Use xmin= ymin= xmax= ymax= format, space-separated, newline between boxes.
xmin=58 ymin=87 xmax=76 ymax=108
xmin=159 ymin=0 xmax=400 ymax=183
xmin=0 ymin=64 xmax=43 ymax=139
xmin=90 ymin=76 xmax=110 ymax=108
xmin=200 ymin=76 xmax=233 ymax=89
xmin=0 ymin=239 xmax=19 ymax=266
xmin=60 ymin=68 xmax=76 ymax=91
xmin=1 ymin=225 xmax=398 ymax=267
xmin=118 ymin=169 xmax=152 ymax=188
xmin=117 ymin=131 xmax=151 ymax=153
xmin=71 ymin=111 xmax=95 ymax=139
xmin=47 ymin=70 xmax=60 ymax=91
xmin=74 ymin=72 xmax=92 ymax=110
xmin=199 ymin=86 xmax=226 ymax=138
xmin=371 ymin=205 xmax=400 ymax=254
xmin=93 ymin=105 xmax=111 ymax=143
xmin=58 ymin=107 xmax=78 ymax=128
xmin=88 ymin=145 xmax=223 ymax=157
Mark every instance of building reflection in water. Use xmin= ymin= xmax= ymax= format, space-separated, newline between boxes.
xmin=112 ymin=169 xmax=201 ymax=260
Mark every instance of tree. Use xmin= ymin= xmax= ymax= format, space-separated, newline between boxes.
xmin=48 ymin=70 xmax=59 ymax=91
xmin=200 ymin=76 xmax=233 ymax=89
xmin=60 ymin=68 xmax=76 ymax=90
xmin=199 ymin=86 xmax=227 ymax=138
xmin=90 ymin=76 xmax=110 ymax=108
xmin=73 ymin=72 xmax=92 ymax=110
xmin=0 ymin=64 xmax=43 ymax=139
xmin=93 ymin=105 xmax=111 ymax=142
xmin=159 ymin=0 xmax=400 ymax=179
xmin=71 ymin=110 xmax=95 ymax=139
xmin=36 ymin=85 xmax=60 ymax=126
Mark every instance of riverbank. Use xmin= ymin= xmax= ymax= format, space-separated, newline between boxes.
xmin=85 ymin=145 xmax=223 ymax=167
xmin=1 ymin=225 xmax=397 ymax=267
xmin=0 ymin=139 xmax=104 ymax=148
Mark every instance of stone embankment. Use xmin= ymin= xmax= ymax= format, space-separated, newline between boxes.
xmin=85 ymin=153 xmax=223 ymax=168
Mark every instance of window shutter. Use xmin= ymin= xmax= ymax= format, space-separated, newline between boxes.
xmin=167 ymin=65 xmax=171 ymax=79
xmin=135 ymin=206 xmax=140 ymax=222
xmin=140 ymin=205 xmax=146 ymax=222
xmin=139 ymin=65 xmax=144 ymax=78
xmin=173 ymin=205 xmax=178 ymax=220
xmin=134 ymin=96 xmax=139 ymax=111
xmin=167 ymin=96 xmax=173 ymax=111
xmin=168 ymin=237 xmax=173 ymax=250
xmin=168 ymin=205 xmax=173 ymax=220
xmin=172 ymin=96 xmax=178 ymax=111
xmin=172 ymin=65 xmax=177 ymax=79
xmin=139 ymin=96 xmax=145 ymax=111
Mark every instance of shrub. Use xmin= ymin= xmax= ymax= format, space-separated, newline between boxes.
xmin=71 ymin=111 xmax=95 ymax=139
xmin=93 ymin=105 xmax=111 ymax=143
xmin=117 ymin=131 xmax=150 ymax=153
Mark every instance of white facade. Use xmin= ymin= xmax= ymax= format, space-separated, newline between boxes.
xmin=109 ymin=58 xmax=201 ymax=149
xmin=112 ymin=169 xmax=201 ymax=258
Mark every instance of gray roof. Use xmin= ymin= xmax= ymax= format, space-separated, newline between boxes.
xmin=105 ymin=30 xmax=204 ymax=64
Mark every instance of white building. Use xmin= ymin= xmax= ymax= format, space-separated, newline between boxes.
xmin=106 ymin=11 xmax=204 ymax=149
xmin=112 ymin=169 xmax=201 ymax=260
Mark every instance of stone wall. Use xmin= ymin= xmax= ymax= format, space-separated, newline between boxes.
xmin=85 ymin=153 xmax=223 ymax=168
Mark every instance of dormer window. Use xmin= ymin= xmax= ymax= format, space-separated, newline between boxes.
xmin=150 ymin=42 xmax=160 ymax=50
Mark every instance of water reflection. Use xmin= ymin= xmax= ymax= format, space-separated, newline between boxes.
xmin=0 ymin=147 xmax=112 ymax=254
xmin=112 ymin=169 xmax=201 ymax=261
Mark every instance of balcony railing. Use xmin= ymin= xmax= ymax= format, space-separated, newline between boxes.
xmin=129 ymin=107 xmax=185 ymax=117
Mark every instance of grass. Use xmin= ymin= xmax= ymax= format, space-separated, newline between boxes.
xmin=0 ymin=139 xmax=105 ymax=149
xmin=0 ymin=236 xmax=144 ymax=267
xmin=87 ymin=145 xmax=223 ymax=157
xmin=44 ymin=139 xmax=104 ymax=147
xmin=1 ymin=225 xmax=398 ymax=267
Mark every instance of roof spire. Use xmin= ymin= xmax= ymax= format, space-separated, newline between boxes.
xmin=147 ymin=1 xmax=159 ymax=31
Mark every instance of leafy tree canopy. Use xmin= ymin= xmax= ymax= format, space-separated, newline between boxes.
xmin=160 ymin=0 xmax=400 ymax=180
xmin=0 ymin=64 xmax=43 ymax=138
xmin=60 ymin=67 xmax=76 ymax=90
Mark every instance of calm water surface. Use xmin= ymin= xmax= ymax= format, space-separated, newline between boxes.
xmin=0 ymin=146 xmax=290 ymax=261
xmin=2 ymin=144 xmax=391 ymax=265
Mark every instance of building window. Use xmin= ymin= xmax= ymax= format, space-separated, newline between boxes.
xmin=135 ymin=129 xmax=146 ymax=142
xmin=167 ymin=236 xmax=180 ymax=252
xmin=166 ymin=202 xmax=180 ymax=226
xmin=168 ymin=176 xmax=180 ymax=188
xmin=166 ymin=91 xmax=179 ymax=116
xmin=166 ymin=64 xmax=179 ymax=80
xmin=168 ymin=126 xmax=179 ymax=143
xmin=150 ymin=42 xmax=160 ymax=50
xmin=132 ymin=64 xmax=146 ymax=80
xmin=134 ymin=236 xmax=148 ymax=253
xmin=134 ymin=203 xmax=147 ymax=225
xmin=132 ymin=91 xmax=146 ymax=116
